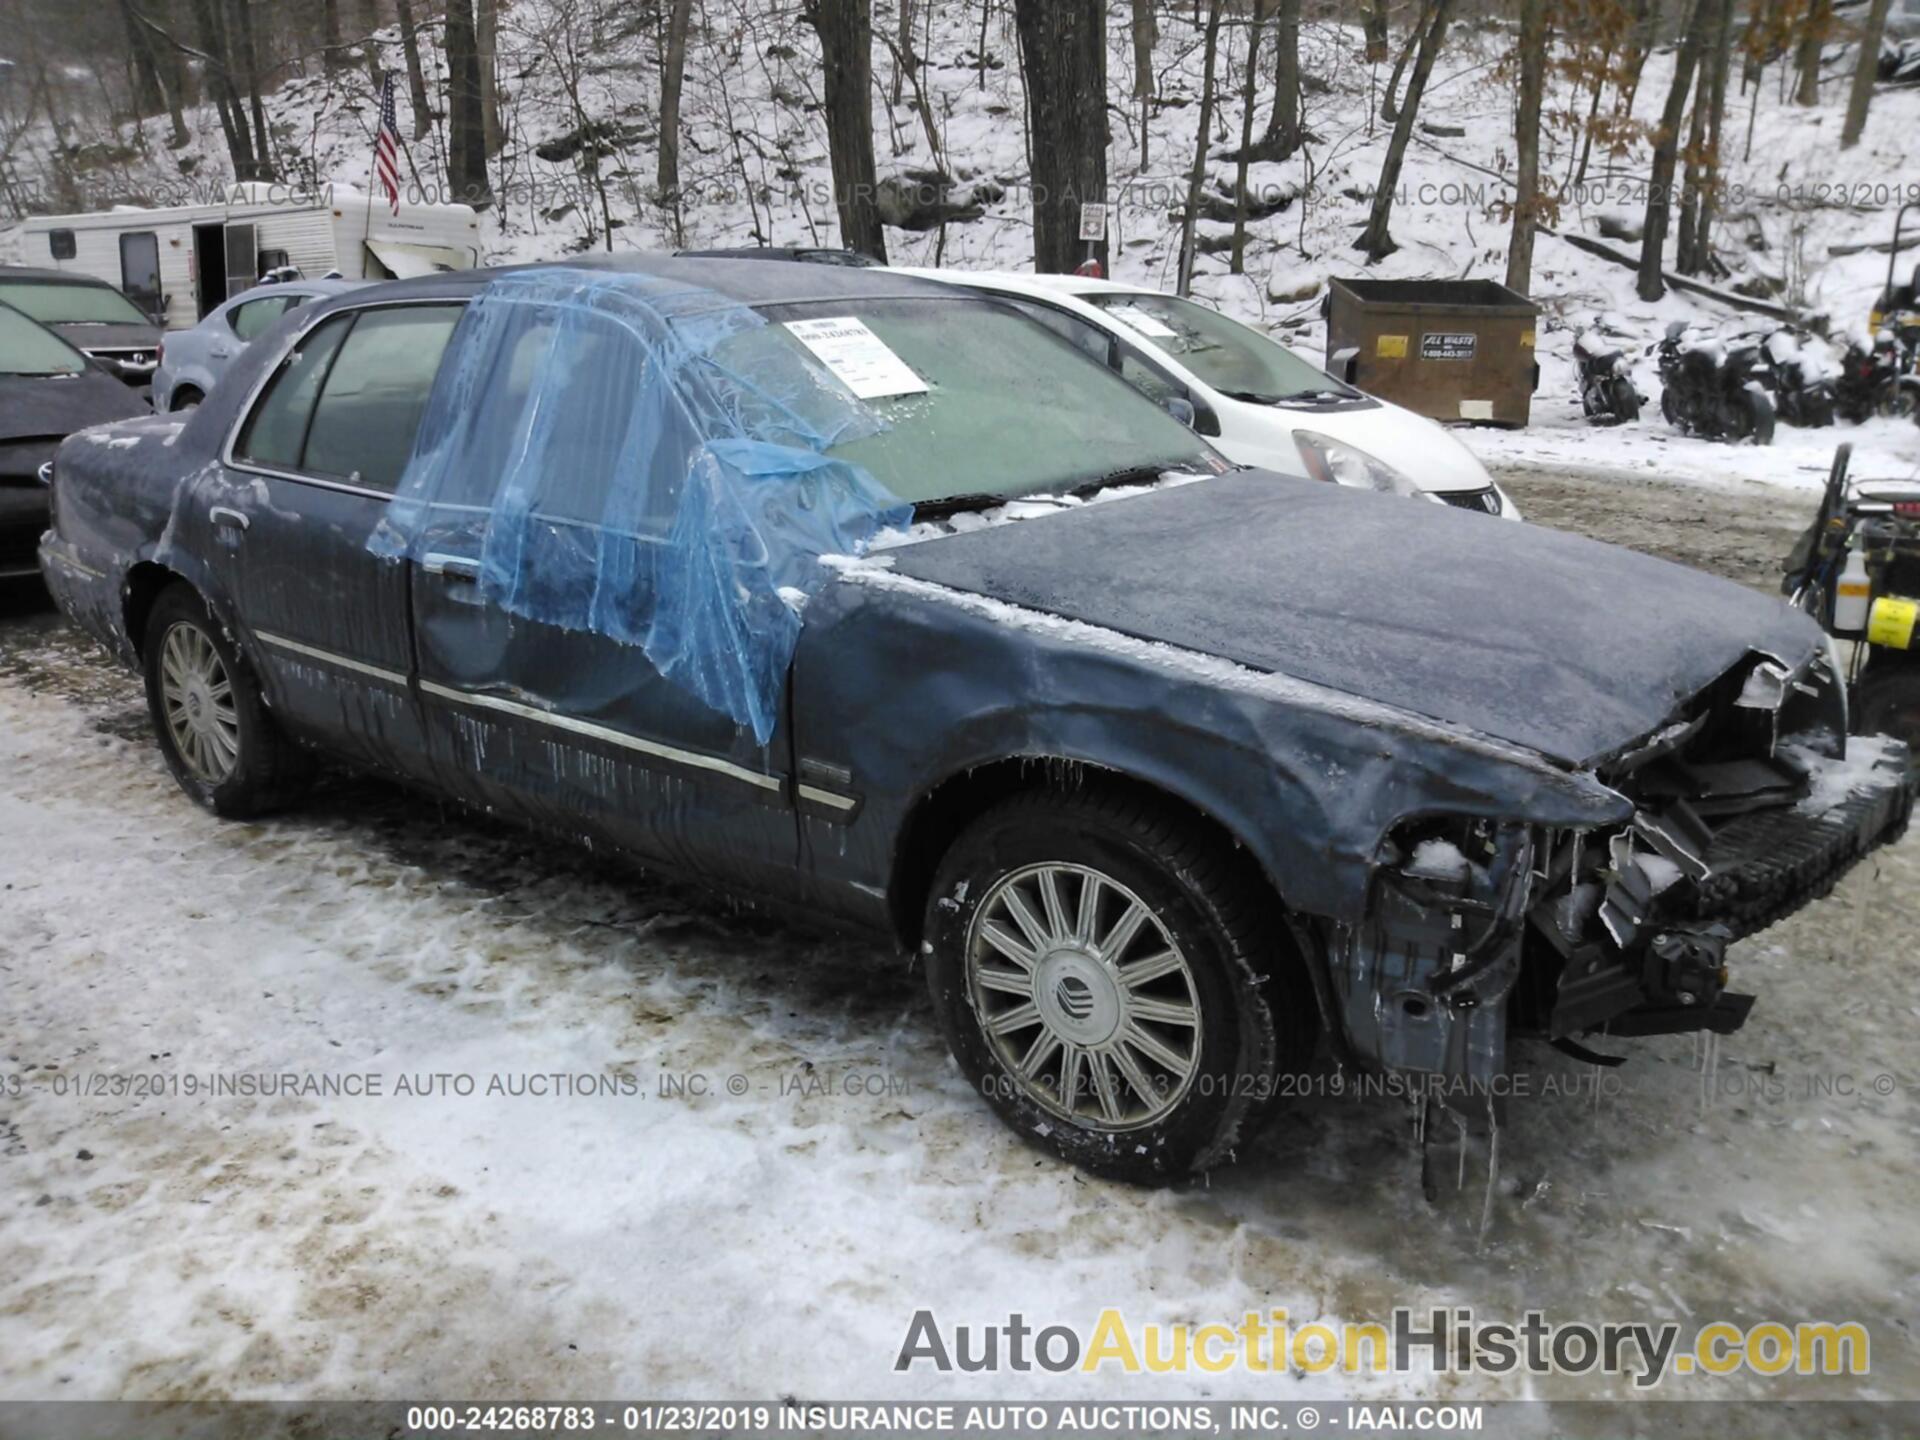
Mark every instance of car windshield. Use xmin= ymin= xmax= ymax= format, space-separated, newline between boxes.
xmin=730 ymin=296 xmax=1220 ymax=507
xmin=0 ymin=304 xmax=87 ymax=376
xmin=1081 ymin=290 xmax=1356 ymax=403
xmin=0 ymin=279 xmax=150 ymax=326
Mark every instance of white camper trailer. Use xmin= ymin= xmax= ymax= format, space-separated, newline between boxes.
xmin=13 ymin=183 xmax=482 ymax=329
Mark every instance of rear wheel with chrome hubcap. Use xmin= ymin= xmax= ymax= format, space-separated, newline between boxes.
xmin=142 ymin=582 xmax=311 ymax=816
xmin=926 ymin=785 xmax=1316 ymax=1182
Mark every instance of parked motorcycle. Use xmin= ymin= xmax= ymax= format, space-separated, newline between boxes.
xmin=1655 ymin=322 xmax=1776 ymax=443
xmin=1833 ymin=327 xmax=1920 ymax=424
xmin=1783 ymin=443 xmax=1920 ymax=767
xmin=1574 ymin=328 xmax=1642 ymax=424
xmin=1752 ymin=326 xmax=1837 ymax=428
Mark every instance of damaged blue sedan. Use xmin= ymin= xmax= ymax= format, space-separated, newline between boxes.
xmin=38 ymin=256 xmax=1915 ymax=1182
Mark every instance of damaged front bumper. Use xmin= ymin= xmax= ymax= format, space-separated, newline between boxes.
xmin=1330 ymin=651 xmax=1916 ymax=1092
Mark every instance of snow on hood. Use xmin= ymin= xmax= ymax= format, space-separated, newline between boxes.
xmin=875 ymin=469 xmax=1822 ymax=767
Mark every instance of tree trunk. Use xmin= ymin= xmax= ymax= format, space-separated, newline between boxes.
xmin=892 ymin=0 xmax=913 ymax=107
xmin=1131 ymin=0 xmax=1156 ymax=97
xmin=1674 ymin=41 xmax=1712 ymax=273
xmin=1014 ymin=0 xmax=1108 ymax=274
xmin=658 ymin=0 xmax=693 ymax=237
xmin=122 ymin=0 xmax=165 ymax=115
xmin=477 ymin=0 xmax=502 ymax=155
xmin=190 ymin=0 xmax=257 ymax=180
xmin=229 ymin=0 xmax=274 ymax=180
xmin=1131 ymin=0 xmax=1156 ymax=166
xmin=121 ymin=0 xmax=192 ymax=145
xmin=1617 ymin=0 xmax=1658 ymax=121
xmin=1357 ymin=0 xmax=1454 ymax=260
xmin=1794 ymin=0 xmax=1830 ymax=104
xmin=1231 ymin=0 xmax=1269 ymax=274
xmin=444 ymin=0 xmax=494 ymax=208
xmin=395 ymin=0 xmax=432 ymax=141
xmin=1505 ymin=0 xmax=1547 ymax=293
xmin=1637 ymin=0 xmax=1711 ymax=300
xmin=1176 ymin=0 xmax=1224 ymax=295
xmin=1381 ymin=8 xmax=1424 ymax=122
xmin=1690 ymin=0 xmax=1736 ymax=270
xmin=807 ymin=0 xmax=889 ymax=261
xmin=320 ymin=0 xmax=343 ymax=65
xmin=1262 ymin=0 xmax=1302 ymax=154
xmin=1364 ymin=0 xmax=1390 ymax=64
xmin=1842 ymin=0 xmax=1894 ymax=145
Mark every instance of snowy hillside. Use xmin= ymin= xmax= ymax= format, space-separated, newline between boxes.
xmin=12 ymin=0 xmax=1920 ymax=491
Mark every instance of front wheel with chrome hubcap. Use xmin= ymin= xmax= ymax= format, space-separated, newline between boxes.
xmin=968 ymin=863 xmax=1203 ymax=1131
xmin=926 ymin=785 xmax=1316 ymax=1183
xmin=142 ymin=582 xmax=312 ymax=817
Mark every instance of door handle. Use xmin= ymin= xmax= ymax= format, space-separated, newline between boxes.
xmin=209 ymin=506 xmax=250 ymax=531
xmin=422 ymin=552 xmax=481 ymax=581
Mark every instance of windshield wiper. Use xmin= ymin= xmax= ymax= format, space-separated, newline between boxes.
xmin=913 ymin=491 xmax=1006 ymax=519
xmin=1066 ymin=464 xmax=1176 ymax=499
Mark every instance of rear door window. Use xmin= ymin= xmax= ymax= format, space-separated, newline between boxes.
xmin=234 ymin=313 xmax=354 ymax=471
xmin=301 ymin=305 xmax=463 ymax=491
xmin=229 ymin=295 xmax=298 ymax=341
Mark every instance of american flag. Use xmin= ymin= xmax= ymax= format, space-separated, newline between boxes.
xmin=374 ymin=73 xmax=402 ymax=215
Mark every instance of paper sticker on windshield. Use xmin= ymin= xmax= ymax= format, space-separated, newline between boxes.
xmin=1106 ymin=304 xmax=1179 ymax=339
xmin=783 ymin=317 xmax=928 ymax=399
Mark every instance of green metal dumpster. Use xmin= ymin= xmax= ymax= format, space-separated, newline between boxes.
xmin=1323 ymin=277 xmax=1539 ymax=427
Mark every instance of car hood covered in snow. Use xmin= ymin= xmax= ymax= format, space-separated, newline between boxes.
xmin=884 ymin=470 xmax=1822 ymax=767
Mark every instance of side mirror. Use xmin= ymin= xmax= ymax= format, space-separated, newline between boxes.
xmin=1164 ymin=396 xmax=1197 ymax=429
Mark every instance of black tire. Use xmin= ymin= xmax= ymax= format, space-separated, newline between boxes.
xmin=1609 ymin=377 xmax=1641 ymax=423
xmin=1727 ymin=387 xmax=1774 ymax=445
xmin=142 ymin=582 xmax=312 ymax=816
xmin=1660 ymin=385 xmax=1684 ymax=431
xmin=169 ymin=387 xmax=203 ymax=412
xmin=923 ymin=784 xmax=1317 ymax=1184
xmin=1855 ymin=662 xmax=1920 ymax=775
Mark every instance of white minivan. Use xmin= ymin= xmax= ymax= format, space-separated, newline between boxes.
xmin=906 ymin=269 xmax=1518 ymax=519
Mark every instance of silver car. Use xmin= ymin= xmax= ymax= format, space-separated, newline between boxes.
xmin=153 ymin=278 xmax=367 ymax=412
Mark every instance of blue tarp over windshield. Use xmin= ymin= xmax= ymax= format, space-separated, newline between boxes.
xmin=370 ymin=267 xmax=912 ymax=744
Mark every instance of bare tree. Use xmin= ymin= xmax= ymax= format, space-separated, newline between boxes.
xmin=228 ymin=0 xmax=274 ymax=179
xmin=1357 ymin=0 xmax=1454 ymax=260
xmin=395 ymin=0 xmax=432 ymax=140
xmin=805 ymin=0 xmax=889 ymax=261
xmin=1130 ymin=0 xmax=1156 ymax=167
xmin=477 ymin=0 xmax=502 ymax=154
xmin=1842 ymin=0 xmax=1894 ymax=145
xmin=1505 ymin=0 xmax=1548 ymax=294
xmin=1364 ymin=0 xmax=1390 ymax=63
xmin=1794 ymin=0 xmax=1830 ymax=103
xmin=444 ymin=0 xmax=493 ymax=207
xmin=1013 ymin=0 xmax=1108 ymax=273
xmin=1177 ymin=0 xmax=1224 ymax=295
xmin=1637 ymin=0 xmax=1711 ymax=299
xmin=188 ymin=0 xmax=260 ymax=179
xmin=658 ymin=0 xmax=693 ymax=241
xmin=1231 ymin=0 xmax=1270 ymax=274
xmin=120 ymin=0 xmax=190 ymax=146
xmin=1261 ymin=0 xmax=1302 ymax=157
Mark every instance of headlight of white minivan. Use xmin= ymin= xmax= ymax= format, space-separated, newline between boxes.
xmin=1293 ymin=430 xmax=1422 ymax=497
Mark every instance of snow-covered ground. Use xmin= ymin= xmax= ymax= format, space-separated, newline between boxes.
xmin=3 ymin=471 xmax=1919 ymax=1409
